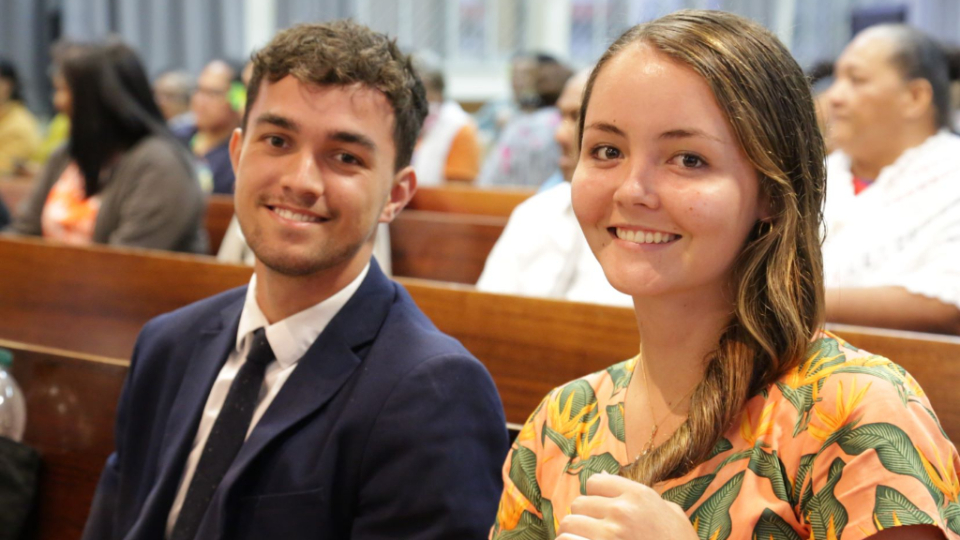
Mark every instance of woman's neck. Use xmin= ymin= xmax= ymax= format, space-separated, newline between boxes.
xmin=848 ymin=127 xmax=936 ymax=181
xmin=632 ymin=289 xmax=732 ymax=397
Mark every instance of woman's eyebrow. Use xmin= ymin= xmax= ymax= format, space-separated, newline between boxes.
xmin=658 ymin=128 xmax=724 ymax=144
xmin=583 ymin=121 xmax=627 ymax=138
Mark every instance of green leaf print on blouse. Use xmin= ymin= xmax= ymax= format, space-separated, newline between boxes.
xmin=838 ymin=423 xmax=956 ymax=508
xmin=752 ymin=508 xmax=803 ymax=540
xmin=748 ymin=448 xmax=793 ymax=504
xmin=662 ymin=474 xmax=716 ymax=512
xmin=801 ymin=457 xmax=849 ymax=540
xmin=778 ymin=340 xmax=847 ymax=437
xmin=606 ymin=357 xmax=637 ymax=395
xmin=690 ymin=471 xmax=745 ymax=540
xmin=873 ymin=485 xmax=937 ymax=530
xmin=509 ymin=445 xmax=542 ymax=509
xmin=606 ymin=403 xmax=626 ymax=443
xmin=543 ymin=380 xmax=600 ymax=461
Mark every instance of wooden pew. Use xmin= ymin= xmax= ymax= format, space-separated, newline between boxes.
xmin=389 ymin=210 xmax=506 ymax=284
xmin=0 ymin=236 xmax=252 ymax=359
xmin=2 ymin=238 xmax=960 ymax=539
xmin=205 ymin=194 xmax=234 ymax=255
xmin=1 ymin=237 xmax=958 ymax=434
xmin=406 ymin=185 xmax=534 ymax=217
xmin=1 ymin=339 xmax=126 ymax=540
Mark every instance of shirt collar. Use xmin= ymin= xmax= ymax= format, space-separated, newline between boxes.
xmin=235 ymin=263 xmax=371 ymax=369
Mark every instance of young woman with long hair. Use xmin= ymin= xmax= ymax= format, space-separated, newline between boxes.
xmin=492 ymin=10 xmax=959 ymax=540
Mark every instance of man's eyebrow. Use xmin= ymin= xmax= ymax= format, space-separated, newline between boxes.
xmin=255 ymin=113 xmax=300 ymax=132
xmin=330 ymin=131 xmax=377 ymax=152
xmin=583 ymin=121 xmax=627 ymax=138
xmin=658 ymin=128 xmax=724 ymax=144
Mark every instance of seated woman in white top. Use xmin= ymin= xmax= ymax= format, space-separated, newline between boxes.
xmin=823 ymin=24 xmax=960 ymax=335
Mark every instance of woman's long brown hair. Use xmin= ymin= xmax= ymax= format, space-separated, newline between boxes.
xmin=578 ymin=10 xmax=827 ymax=485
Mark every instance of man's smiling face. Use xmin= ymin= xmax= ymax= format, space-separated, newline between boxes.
xmin=230 ymin=75 xmax=409 ymax=278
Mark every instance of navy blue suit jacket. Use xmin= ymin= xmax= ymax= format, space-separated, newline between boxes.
xmin=82 ymin=261 xmax=509 ymax=539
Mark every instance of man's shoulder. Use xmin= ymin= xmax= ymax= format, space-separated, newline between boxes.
xmin=377 ymin=283 xmax=472 ymax=361
xmin=141 ymin=286 xmax=246 ymax=341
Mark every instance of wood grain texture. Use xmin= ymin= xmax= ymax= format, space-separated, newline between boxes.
xmin=407 ymin=185 xmax=533 ymax=217
xmin=0 ymin=236 xmax=251 ymax=358
xmin=389 ymin=210 xmax=505 ymax=284
xmin=204 ymin=194 xmax=235 ymax=255
xmin=2 ymin=238 xmax=960 ymax=540
xmin=0 ymin=339 xmax=126 ymax=540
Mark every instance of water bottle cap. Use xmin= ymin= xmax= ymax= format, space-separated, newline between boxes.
xmin=0 ymin=348 xmax=11 ymax=369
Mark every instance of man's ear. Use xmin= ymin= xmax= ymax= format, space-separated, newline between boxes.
xmin=903 ymin=78 xmax=934 ymax=121
xmin=228 ymin=127 xmax=244 ymax=175
xmin=379 ymin=166 xmax=417 ymax=223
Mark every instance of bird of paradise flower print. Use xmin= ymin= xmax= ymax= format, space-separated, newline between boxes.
xmin=490 ymin=333 xmax=960 ymax=540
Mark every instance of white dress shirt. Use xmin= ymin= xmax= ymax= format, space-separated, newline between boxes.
xmin=165 ymin=263 xmax=370 ymax=536
xmin=476 ymin=182 xmax=632 ymax=307
xmin=823 ymin=131 xmax=960 ymax=309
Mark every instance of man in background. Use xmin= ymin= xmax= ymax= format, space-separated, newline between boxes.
xmin=179 ymin=60 xmax=243 ymax=194
xmin=154 ymin=70 xmax=195 ymax=133
xmin=477 ymin=68 xmax=631 ymax=307
xmin=411 ymin=54 xmax=481 ymax=185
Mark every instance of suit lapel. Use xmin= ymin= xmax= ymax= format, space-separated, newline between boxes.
xmin=131 ymin=293 xmax=245 ymax=535
xmin=220 ymin=261 xmax=396 ymax=486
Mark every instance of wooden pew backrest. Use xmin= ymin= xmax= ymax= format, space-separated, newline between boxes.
xmin=407 ymin=185 xmax=534 ymax=217
xmin=389 ymin=210 xmax=505 ymax=284
xmin=1 ymin=339 xmax=126 ymax=540
xmin=205 ymin=194 xmax=234 ymax=255
xmin=0 ymin=237 xmax=252 ymax=358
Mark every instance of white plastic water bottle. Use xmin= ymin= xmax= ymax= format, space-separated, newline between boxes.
xmin=0 ymin=348 xmax=26 ymax=442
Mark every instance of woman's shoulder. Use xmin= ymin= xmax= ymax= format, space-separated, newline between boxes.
xmin=764 ymin=331 xmax=950 ymax=458
xmin=779 ymin=332 xmax=928 ymax=403
xmin=544 ymin=357 xmax=638 ymax=408
xmin=120 ymin=134 xmax=190 ymax=169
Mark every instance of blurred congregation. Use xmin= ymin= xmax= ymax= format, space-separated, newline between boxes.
xmin=3 ymin=0 xmax=960 ymax=539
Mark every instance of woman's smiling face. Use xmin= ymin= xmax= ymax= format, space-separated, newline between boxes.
xmin=572 ymin=43 xmax=767 ymax=302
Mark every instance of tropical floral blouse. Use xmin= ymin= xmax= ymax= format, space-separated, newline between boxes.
xmin=492 ymin=332 xmax=960 ymax=540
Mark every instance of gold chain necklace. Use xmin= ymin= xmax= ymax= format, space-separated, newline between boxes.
xmin=635 ymin=354 xmax=699 ymax=460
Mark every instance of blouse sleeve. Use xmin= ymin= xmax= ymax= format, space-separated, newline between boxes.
xmin=491 ymin=390 xmax=554 ymax=539
xmin=796 ymin=359 xmax=960 ymax=540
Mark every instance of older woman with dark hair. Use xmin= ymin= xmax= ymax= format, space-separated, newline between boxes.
xmin=9 ymin=42 xmax=206 ymax=253
xmin=0 ymin=58 xmax=40 ymax=174
xmin=823 ymin=25 xmax=960 ymax=335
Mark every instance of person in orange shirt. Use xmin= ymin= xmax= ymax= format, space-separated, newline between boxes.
xmin=411 ymin=56 xmax=481 ymax=185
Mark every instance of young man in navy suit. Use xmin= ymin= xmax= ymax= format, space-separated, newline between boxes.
xmin=82 ymin=21 xmax=509 ymax=540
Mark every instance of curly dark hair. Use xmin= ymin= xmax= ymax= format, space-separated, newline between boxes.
xmin=244 ymin=20 xmax=428 ymax=171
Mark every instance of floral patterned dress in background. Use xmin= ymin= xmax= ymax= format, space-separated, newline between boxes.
xmin=492 ymin=332 xmax=960 ymax=540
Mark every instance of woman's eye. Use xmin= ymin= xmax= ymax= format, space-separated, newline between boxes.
xmin=677 ymin=153 xmax=706 ymax=169
xmin=593 ymin=145 xmax=622 ymax=160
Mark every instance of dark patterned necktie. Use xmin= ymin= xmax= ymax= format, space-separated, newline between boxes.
xmin=171 ymin=327 xmax=275 ymax=540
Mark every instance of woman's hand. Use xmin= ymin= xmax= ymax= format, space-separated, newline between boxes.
xmin=556 ymin=473 xmax=699 ymax=540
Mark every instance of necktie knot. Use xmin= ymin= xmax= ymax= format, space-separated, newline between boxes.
xmin=246 ymin=328 xmax=275 ymax=368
